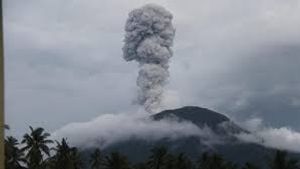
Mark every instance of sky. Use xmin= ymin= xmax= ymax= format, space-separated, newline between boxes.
xmin=3 ymin=0 xmax=300 ymax=139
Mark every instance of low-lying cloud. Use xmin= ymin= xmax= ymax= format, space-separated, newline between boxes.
xmin=52 ymin=111 xmax=216 ymax=149
xmin=53 ymin=114 xmax=300 ymax=153
xmin=237 ymin=118 xmax=300 ymax=153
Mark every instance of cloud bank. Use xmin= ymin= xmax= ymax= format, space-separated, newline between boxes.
xmin=52 ymin=111 xmax=215 ymax=148
xmin=237 ymin=118 xmax=300 ymax=153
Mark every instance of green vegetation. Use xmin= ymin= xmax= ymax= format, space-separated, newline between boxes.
xmin=5 ymin=126 xmax=300 ymax=169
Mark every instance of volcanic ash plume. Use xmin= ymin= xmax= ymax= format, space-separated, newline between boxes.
xmin=122 ymin=4 xmax=175 ymax=113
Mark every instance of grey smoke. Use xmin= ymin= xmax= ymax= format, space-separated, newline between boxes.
xmin=122 ymin=4 xmax=175 ymax=113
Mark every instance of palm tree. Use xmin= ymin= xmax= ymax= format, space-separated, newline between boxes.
xmin=69 ymin=147 xmax=83 ymax=169
xmin=104 ymin=152 xmax=130 ymax=169
xmin=147 ymin=146 xmax=168 ymax=169
xmin=49 ymin=138 xmax=83 ymax=169
xmin=5 ymin=136 xmax=26 ymax=169
xmin=21 ymin=126 xmax=53 ymax=169
xmin=268 ymin=150 xmax=299 ymax=169
xmin=90 ymin=148 xmax=103 ymax=169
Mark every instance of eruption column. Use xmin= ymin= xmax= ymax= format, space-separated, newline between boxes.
xmin=122 ymin=4 xmax=175 ymax=113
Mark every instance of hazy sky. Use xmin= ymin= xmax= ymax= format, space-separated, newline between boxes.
xmin=4 ymin=0 xmax=300 ymax=138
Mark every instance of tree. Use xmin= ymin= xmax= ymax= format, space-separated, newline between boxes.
xmin=69 ymin=147 xmax=83 ymax=169
xmin=268 ymin=150 xmax=299 ymax=169
xmin=5 ymin=136 xmax=26 ymax=169
xmin=49 ymin=138 xmax=83 ymax=169
xmin=21 ymin=126 xmax=53 ymax=169
xmin=164 ymin=153 xmax=175 ymax=169
xmin=104 ymin=152 xmax=130 ymax=169
xmin=147 ymin=146 xmax=168 ymax=169
xmin=90 ymin=148 xmax=104 ymax=169
xmin=197 ymin=152 xmax=228 ymax=169
xmin=174 ymin=153 xmax=193 ymax=169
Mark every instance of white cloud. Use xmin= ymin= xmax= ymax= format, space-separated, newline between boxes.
xmin=237 ymin=118 xmax=300 ymax=153
xmin=52 ymin=111 xmax=216 ymax=148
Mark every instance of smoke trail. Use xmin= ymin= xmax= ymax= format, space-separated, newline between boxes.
xmin=122 ymin=4 xmax=175 ymax=113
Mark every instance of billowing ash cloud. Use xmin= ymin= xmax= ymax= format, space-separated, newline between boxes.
xmin=122 ymin=4 xmax=175 ymax=113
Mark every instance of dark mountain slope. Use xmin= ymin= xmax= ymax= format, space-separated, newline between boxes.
xmin=152 ymin=106 xmax=246 ymax=135
xmin=153 ymin=106 xmax=230 ymax=127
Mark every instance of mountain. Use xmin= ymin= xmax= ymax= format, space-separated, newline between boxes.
xmin=83 ymin=106 xmax=300 ymax=167
xmin=153 ymin=106 xmax=230 ymax=126
xmin=152 ymin=106 xmax=246 ymax=135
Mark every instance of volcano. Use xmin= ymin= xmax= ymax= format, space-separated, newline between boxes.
xmin=83 ymin=106 xmax=300 ymax=166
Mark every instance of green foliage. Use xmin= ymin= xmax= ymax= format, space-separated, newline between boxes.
xmin=5 ymin=136 xmax=26 ymax=169
xmin=146 ymin=146 xmax=193 ymax=169
xmin=147 ymin=146 xmax=168 ymax=169
xmin=90 ymin=148 xmax=104 ymax=169
xmin=21 ymin=126 xmax=53 ymax=169
xmin=4 ymin=125 xmax=300 ymax=169
xmin=48 ymin=138 xmax=83 ymax=169
xmin=197 ymin=152 xmax=240 ymax=169
xmin=172 ymin=153 xmax=193 ymax=169
xmin=104 ymin=152 xmax=130 ymax=169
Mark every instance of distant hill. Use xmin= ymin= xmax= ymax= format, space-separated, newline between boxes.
xmin=83 ymin=106 xmax=300 ymax=167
